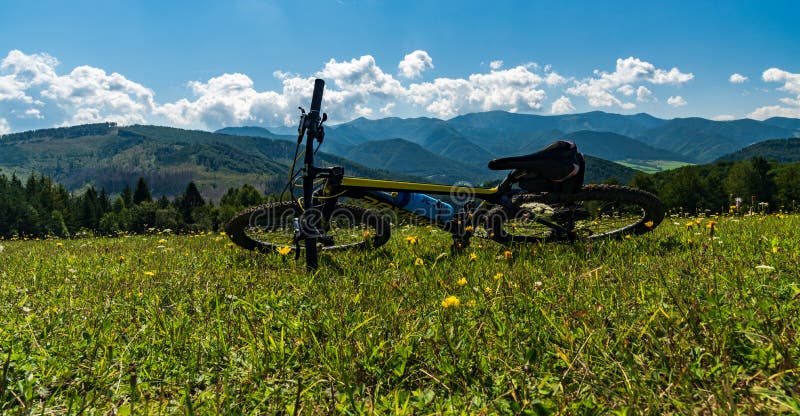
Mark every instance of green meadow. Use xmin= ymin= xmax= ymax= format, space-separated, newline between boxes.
xmin=615 ymin=160 xmax=694 ymax=174
xmin=1 ymin=214 xmax=799 ymax=414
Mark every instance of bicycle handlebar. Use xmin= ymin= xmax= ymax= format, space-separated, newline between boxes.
xmin=310 ymin=79 xmax=325 ymax=114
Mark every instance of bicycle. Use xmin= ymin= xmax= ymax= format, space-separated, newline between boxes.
xmin=226 ymin=79 xmax=665 ymax=269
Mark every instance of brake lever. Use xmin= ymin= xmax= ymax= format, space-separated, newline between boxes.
xmin=297 ymin=107 xmax=307 ymax=144
xmin=312 ymin=112 xmax=327 ymax=144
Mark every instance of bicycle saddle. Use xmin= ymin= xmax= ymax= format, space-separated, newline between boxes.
xmin=488 ymin=140 xmax=581 ymax=182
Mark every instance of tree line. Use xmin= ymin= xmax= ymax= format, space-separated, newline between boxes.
xmin=0 ymin=174 xmax=268 ymax=238
xmin=2 ymin=156 xmax=800 ymax=238
xmin=629 ymin=157 xmax=800 ymax=213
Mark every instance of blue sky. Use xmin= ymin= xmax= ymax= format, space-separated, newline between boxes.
xmin=1 ymin=0 xmax=799 ymax=134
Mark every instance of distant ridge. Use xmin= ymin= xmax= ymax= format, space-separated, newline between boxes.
xmin=0 ymin=124 xmax=419 ymax=200
xmin=558 ymin=130 xmax=689 ymax=162
xmin=715 ymin=138 xmax=800 ymax=163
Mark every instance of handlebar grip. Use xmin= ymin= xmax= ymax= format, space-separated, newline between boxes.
xmin=310 ymin=79 xmax=325 ymax=113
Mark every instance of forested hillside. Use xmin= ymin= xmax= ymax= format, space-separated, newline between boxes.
xmin=716 ymin=138 xmax=800 ymax=163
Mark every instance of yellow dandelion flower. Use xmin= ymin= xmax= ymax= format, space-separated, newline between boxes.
xmin=644 ymin=220 xmax=654 ymax=228
xmin=143 ymin=271 xmax=155 ymax=277
xmin=119 ymin=255 xmax=125 ymax=261
xmin=685 ymin=222 xmax=694 ymax=229
xmin=362 ymin=230 xmax=372 ymax=238
xmin=772 ymin=246 xmax=779 ymax=253
xmin=494 ymin=272 xmax=503 ymax=280
xmin=276 ymin=246 xmax=292 ymax=256
xmin=56 ymin=242 xmax=63 ymax=247
xmin=389 ymin=262 xmax=396 ymax=268
xmin=469 ymin=253 xmax=478 ymax=261
xmin=158 ymin=238 xmax=167 ymax=244
xmin=465 ymin=225 xmax=474 ymax=233
xmin=457 ymin=277 xmax=467 ymax=286
xmin=406 ymin=235 xmax=419 ymax=244
xmin=625 ymin=234 xmax=631 ymax=239
xmin=414 ymin=257 xmax=424 ymax=266
xmin=219 ymin=231 xmax=226 ymax=236
xmin=504 ymin=250 xmax=513 ymax=260
xmin=706 ymin=221 xmax=717 ymax=230
xmin=484 ymin=287 xmax=492 ymax=294
xmin=441 ymin=295 xmax=460 ymax=308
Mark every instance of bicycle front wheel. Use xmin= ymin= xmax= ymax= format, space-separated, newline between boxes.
xmin=225 ymin=201 xmax=391 ymax=253
xmin=486 ymin=184 xmax=665 ymax=243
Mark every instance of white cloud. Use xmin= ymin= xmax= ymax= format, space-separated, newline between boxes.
xmin=0 ymin=49 xmax=156 ymax=127
xmin=747 ymin=68 xmax=800 ymax=120
xmin=319 ymin=55 xmax=405 ymax=96
xmin=651 ymin=67 xmax=694 ymax=84
xmin=550 ymin=96 xmax=574 ymax=114
xmin=544 ymin=72 xmax=567 ymax=86
xmin=156 ymin=72 xmax=288 ymax=128
xmin=729 ymin=73 xmax=748 ymax=84
xmin=380 ymin=102 xmax=395 ymax=114
xmin=566 ymin=57 xmax=692 ymax=109
xmin=636 ymin=86 xmax=654 ymax=102
xmin=22 ymin=108 xmax=43 ymax=119
xmin=748 ymin=105 xmax=800 ymax=119
xmin=762 ymin=68 xmax=800 ymax=94
xmin=667 ymin=95 xmax=687 ymax=107
xmin=0 ymin=117 xmax=10 ymax=134
xmin=712 ymin=114 xmax=737 ymax=121
xmin=354 ymin=103 xmax=373 ymax=117
xmin=407 ymin=65 xmax=547 ymax=118
xmin=398 ymin=50 xmax=434 ymax=79
xmin=616 ymin=85 xmax=634 ymax=96
xmin=0 ymin=49 xmax=702 ymax=131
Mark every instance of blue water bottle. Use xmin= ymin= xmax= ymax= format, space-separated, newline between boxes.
xmin=391 ymin=192 xmax=454 ymax=222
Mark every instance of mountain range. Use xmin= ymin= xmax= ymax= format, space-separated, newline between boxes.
xmin=225 ymin=110 xmax=799 ymax=165
xmin=1 ymin=110 xmax=799 ymax=200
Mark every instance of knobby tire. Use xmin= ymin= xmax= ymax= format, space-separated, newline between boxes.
xmin=486 ymin=184 xmax=665 ymax=243
xmin=226 ymin=201 xmax=391 ymax=253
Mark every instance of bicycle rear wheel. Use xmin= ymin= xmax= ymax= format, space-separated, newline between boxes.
xmin=225 ymin=201 xmax=391 ymax=253
xmin=486 ymin=184 xmax=665 ymax=243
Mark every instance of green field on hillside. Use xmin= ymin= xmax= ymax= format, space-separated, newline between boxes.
xmin=616 ymin=159 xmax=694 ymax=174
xmin=1 ymin=215 xmax=799 ymax=414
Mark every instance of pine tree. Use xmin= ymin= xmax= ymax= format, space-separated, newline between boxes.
xmin=133 ymin=177 xmax=152 ymax=205
xmin=120 ymin=185 xmax=133 ymax=208
xmin=156 ymin=195 xmax=170 ymax=209
xmin=177 ymin=182 xmax=205 ymax=223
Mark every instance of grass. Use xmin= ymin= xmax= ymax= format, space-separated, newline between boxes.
xmin=1 ymin=214 xmax=799 ymax=414
xmin=616 ymin=160 xmax=694 ymax=174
